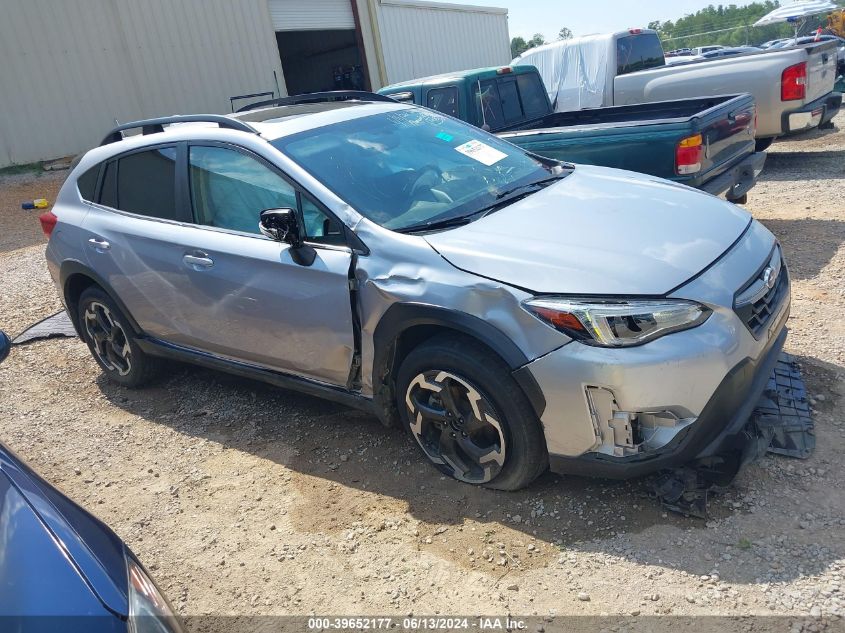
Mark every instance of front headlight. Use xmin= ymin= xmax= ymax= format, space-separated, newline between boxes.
xmin=127 ymin=555 xmax=184 ymax=633
xmin=522 ymin=297 xmax=711 ymax=347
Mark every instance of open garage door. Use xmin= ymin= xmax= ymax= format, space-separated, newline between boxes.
xmin=268 ymin=0 xmax=355 ymax=30
xmin=270 ymin=0 xmax=369 ymax=95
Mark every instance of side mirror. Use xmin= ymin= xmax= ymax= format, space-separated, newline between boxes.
xmin=259 ymin=208 xmax=316 ymax=267
xmin=259 ymin=208 xmax=302 ymax=247
xmin=0 ymin=331 xmax=10 ymax=364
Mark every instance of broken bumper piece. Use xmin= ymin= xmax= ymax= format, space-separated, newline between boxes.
xmin=13 ymin=310 xmax=78 ymax=345
xmin=654 ymin=353 xmax=813 ymax=518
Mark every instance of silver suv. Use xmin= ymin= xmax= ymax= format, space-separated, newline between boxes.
xmin=43 ymin=98 xmax=790 ymax=490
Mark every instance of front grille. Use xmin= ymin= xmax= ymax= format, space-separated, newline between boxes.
xmin=734 ymin=246 xmax=789 ymax=338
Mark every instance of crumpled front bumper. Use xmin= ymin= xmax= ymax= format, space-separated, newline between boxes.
xmin=537 ymin=312 xmax=789 ymax=480
xmin=521 ymin=220 xmax=793 ymax=480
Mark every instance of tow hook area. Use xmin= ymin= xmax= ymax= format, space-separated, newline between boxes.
xmin=653 ymin=353 xmax=814 ymax=518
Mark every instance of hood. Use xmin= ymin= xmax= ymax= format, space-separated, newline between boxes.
xmin=424 ymin=165 xmax=751 ymax=295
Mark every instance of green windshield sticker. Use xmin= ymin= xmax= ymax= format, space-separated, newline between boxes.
xmin=436 ymin=132 xmax=454 ymax=142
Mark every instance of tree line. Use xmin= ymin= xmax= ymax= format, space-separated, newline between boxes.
xmin=649 ymin=1 xmax=841 ymax=50
xmin=510 ymin=1 xmax=844 ymax=59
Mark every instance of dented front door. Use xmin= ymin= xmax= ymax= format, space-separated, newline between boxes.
xmin=172 ymin=227 xmax=355 ymax=386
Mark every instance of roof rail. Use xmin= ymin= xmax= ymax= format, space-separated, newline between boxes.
xmin=100 ymin=114 xmax=259 ymax=146
xmin=235 ymin=91 xmax=396 ymax=113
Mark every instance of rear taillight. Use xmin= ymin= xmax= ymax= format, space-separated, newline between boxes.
xmin=781 ymin=62 xmax=807 ymax=101
xmin=676 ymin=133 xmax=703 ymax=175
xmin=39 ymin=211 xmax=58 ymax=238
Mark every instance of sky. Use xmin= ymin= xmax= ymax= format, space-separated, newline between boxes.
xmin=439 ymin=0 xmax=724 ymax=39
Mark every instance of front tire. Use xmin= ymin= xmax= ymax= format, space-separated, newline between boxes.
xmin=77 ymin=287 xmax=161 ymax=388
xmin=396 ymin=334 xmax=548 ymax=490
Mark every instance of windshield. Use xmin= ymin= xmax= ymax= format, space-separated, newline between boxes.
xmin=272 ymin=108 xmax=556 ymax=232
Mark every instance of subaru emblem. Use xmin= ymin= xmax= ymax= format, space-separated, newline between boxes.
xmin=762 ymin=266 xmax=777 ymax=289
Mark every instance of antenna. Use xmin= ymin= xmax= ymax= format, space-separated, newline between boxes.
xmin=477 ymin=79 xmax=490 ymax=131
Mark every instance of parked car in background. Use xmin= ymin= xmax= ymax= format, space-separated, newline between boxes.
xmin=43 ymin=103 xmax=790 ymax=490
xmin=513 ymin=28 xmax=842 ymax=150
xmin=0 ymin=330 xmax=182 ymax=633
xmin=699 ymin=46 xmax=763 ymax=59
xmin=378 ymin=65 xmax=764 ymax=203
xmin=692 ymin=45 xmax=725 ymax=55
xmin=771 ymin=35 xmax=845 ymax=74
xmin=666 ymin=54 xmax=702 ymax=64
xmin=760 ymin=38 xmax=789 ymax=49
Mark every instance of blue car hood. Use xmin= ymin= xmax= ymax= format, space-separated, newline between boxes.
xmin=424 ymin=165 xmax=752 ymax=295
xmin=0 ymin=444 xmax=129 ymax=618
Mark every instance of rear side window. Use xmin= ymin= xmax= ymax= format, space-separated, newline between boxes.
xmin=616 ymin=34 xmax=666 ymax=76
xmin=76 ymin=165 xmax=100 ymax=201
xmin=115 ymin=147 xmax=178 ymax=220
xmin=516 ymin=74 xmax=548 ymax=118
xmin=498 ymin=79 xmax=523 ymax=122
xmin=474 ymin=75 xmax=548 ymax=130
xmin=426 ymin=87 xmax=458 ymax=117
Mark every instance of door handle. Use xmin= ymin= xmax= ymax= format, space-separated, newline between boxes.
xmin=87 ymin=237 xmax=110 ymax=251
xmin=183 ymin=253 xmax=214 ymax=269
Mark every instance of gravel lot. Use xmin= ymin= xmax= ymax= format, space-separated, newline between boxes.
xmin=1 ymin=115 xmax=843 ymax=627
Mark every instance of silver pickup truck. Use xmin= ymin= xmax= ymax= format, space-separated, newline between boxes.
xmin=514 ymin=28 xmax=842 ymax=150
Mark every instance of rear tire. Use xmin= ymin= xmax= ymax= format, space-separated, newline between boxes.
xmin=77 ymin=287 xmax=161 ymax=388
xmin=755 ymin=137 xmax=774 ymax=152
xmin=396 ymin=334 xmax=548 ymax=491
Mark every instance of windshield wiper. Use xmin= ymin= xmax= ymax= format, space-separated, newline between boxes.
xmin=396 ymin=171 xmax=571 ymax=235
xmin=469 ymin=174 xmax=565 ymax=219
xmin=395 ymin=215 xmax=477 ymax=234
xmin=494 ymin=175 xmax=562 ymax=201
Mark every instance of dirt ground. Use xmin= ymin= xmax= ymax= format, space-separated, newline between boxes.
xmin=1 ymin=114 xmax=844 ymax=626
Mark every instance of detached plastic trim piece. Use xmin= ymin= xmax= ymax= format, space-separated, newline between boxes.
xmin=654 ymin=352 xmax=814 ymax=518
xmin=13 ymin=311 xmax=78 ymax=345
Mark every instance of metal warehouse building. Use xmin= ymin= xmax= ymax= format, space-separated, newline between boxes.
xmin=0 ymin=0 xmax=510 ymax=166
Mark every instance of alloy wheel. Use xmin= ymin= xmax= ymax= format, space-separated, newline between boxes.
xmin=83 ymin=301 xmax=132 ymax=376
xmin=405 ymin=370 xmax=506 ymax=483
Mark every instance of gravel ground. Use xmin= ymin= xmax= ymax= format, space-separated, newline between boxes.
xmin=0 ymin=115 xmax=843 ymax=627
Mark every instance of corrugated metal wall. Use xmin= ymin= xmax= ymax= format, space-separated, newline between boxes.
xmin=372 ymin=0 xmax=510 ymax=85
xmin=268 ymin=0 xmax=355 ymax=30
xmin=0 ymin=0 xmax=284 ymax=166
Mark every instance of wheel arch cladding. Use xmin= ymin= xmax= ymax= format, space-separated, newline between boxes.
xmin=60 ymin=262 xmax=143 ymax=336
xmin=371 ymin=303 xmax=546 ymax=426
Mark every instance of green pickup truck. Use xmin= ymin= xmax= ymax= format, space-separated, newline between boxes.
xmin=378 ymin=65 xmax=766 ymax=203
